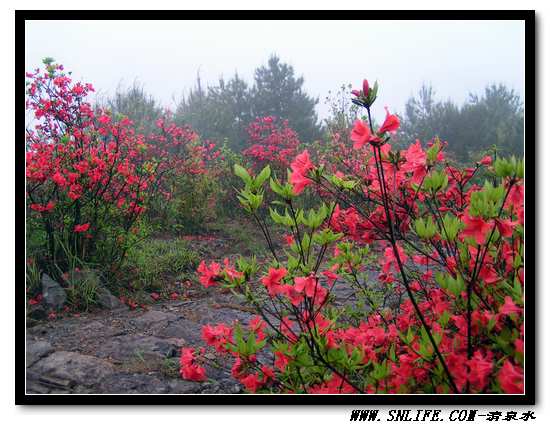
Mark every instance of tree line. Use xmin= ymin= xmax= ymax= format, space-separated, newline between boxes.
xmin=100 ymin=54 xmax=524 ymax=161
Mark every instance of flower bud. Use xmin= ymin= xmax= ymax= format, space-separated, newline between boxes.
xmin=362 ymin=79 xmax=370 ymax=95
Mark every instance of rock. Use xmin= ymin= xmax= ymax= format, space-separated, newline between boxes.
xmin=28 ymin=351 xmax=115 ymax=393
xmin=96 ymin=372 xmax=168 ymax=394
xmin=96 ymin=373 xmax=205 ymax=394
xmin=156 ymin=318 xmax=203 ymax=345
xmin=70 ymin=269 xmax=120 ymax=310
xmin=198 ymin=378 xmax=243 ymax=394
xmin=131 ymin=310 xmax=177 ymax=328
xmin=27 ymin=304 xmax=48 ymax=321
xmin=96 ymin=287 xmax=124 ymax=310
xmin=95 ymin=334 xmax=178 ymax=362
xmin=41 ymin=274 xmax=66 ymax=310
xmin=26 ymin=339 xmax=54 ymax=368
xmin=166 ymin=378 xmax=205 ymax=394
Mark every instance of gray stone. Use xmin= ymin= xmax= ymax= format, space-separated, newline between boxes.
xmin=166 ymin=378 xmax=205 ymax=394
xmin=28 ymin=351 xmax=115 ymax=392
xmin=41 ymin=274 xmax=66 ymax=310
xmin=27 ymin=304 xmax=48 ymax=321
xmin=96 ymin=287 xmax=124 ymax=310
xmin=26 ymin=339 xmax=54 ymax=368
xmin=95 ymin=334 xmax=179 ymax=361
xmin=131 ymin=310 xmax=177 ymax=328
xmin=157 ymin=318 xmax=202 ymax=345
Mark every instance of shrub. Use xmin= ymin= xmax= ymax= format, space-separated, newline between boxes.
xmin=182 ymin=79 xmax=524 ymax=395
xmin=243 ymin=116 xmax=300 ymax=173
xmin=25 ymin=59 xmax=209 ymax=281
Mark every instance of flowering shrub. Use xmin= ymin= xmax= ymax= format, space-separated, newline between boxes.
xmin=183 ymin=79 xmax=524 ymax=394
xmin=25 ymin=59 xmax=212 ymax=278
xmin=243 ymin=116 xmax=300 ymax=172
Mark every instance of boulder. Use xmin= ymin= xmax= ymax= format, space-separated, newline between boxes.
xmin=131 ymin=310 xmax=177 ymax=329
xmin=26 ymin=339 xmax=54 ymax=368
xmin=41 ymin=274 xmax=66 ymax=310
xmin=95 ymin=334 xmax=179 ymax=362
xmin=28 ymin=351 xmax=115 ymax=392
xmin=96 ymin=287 xmax=124 ymax=310
xmin=27 ymin=304 xmax=48 ymax=321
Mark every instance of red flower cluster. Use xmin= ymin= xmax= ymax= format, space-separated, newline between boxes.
xmin=289 ymin=149 xmax=314 ymax=194
xmin=243 ymin=116 xmax=300 ymax=170
xmin=26 ymin=61 xmax=218 ymax=272
xmin=179 ymin=348 xmax=207 ymax=382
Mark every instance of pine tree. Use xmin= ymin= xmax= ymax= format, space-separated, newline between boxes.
xmin=251 ymin=55 xmax=322 ymax=143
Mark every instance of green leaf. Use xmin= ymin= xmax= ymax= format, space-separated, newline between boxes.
xmin=234 ymin=164 xmax=252 ymax=185
xmin=254 ymin=165 xmax=271 ymax=188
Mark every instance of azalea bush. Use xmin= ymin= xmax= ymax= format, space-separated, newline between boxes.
xmin=243 ymin=116 xmax=300 ymax=173
xmin=181 ymin=79 xmax=525 ymax=394
xmin=25 ymin=59 xmax=212 ymax=281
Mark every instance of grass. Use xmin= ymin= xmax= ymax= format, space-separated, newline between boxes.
xmin=120 ymin=238 xmax=200 ymax=294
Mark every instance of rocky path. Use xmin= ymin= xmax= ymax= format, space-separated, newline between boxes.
xmin=26 ymin=288 xmax=255 ymax=395
xmin=25 ymin=229 xmax=383 ymax=395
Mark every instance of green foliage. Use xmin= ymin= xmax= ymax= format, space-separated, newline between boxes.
xmin=251 ymin=55 xmax=322 ymax=143
xmin=494 ymin=156 xmax=524 ymax=179
xmin=323 ymin=84 xmax=360 ymax=142
xmin=64 ymin=268 xmax=102 ymax=311
xmin=25 ymin=258 xmax=41 ymax=296
xmin=399 ymin=83 xmax=524 ymax=162
xmin=120 ymin=238 xmax=200 ymax=292
xmin=469 ymin=181 xmax=506 ymax=218
xmin=96 ymin=81 xmax=163 ymax=133
xmin=175 ymin=55 xmax=322 ymax=151
xmin=175 ymin=73 xmax=252 ymax=151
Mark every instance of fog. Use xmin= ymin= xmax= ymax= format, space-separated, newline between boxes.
xmin=25 ymin=19 xmax=525 ymax=119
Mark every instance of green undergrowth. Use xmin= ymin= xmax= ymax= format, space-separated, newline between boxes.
xmin=119 ymin=238 xmax=200 ymax=294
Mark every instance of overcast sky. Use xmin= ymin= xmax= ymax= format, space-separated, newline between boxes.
xmin=25 ymin=19 xmax=525 ymax=120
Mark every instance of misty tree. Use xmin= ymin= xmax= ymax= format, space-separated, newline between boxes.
xmin=99 ymin=81 xmax=163 ymax=133
xmin=251 ymin=55 xmax=322 ymax=143
xmin=462 ymin=84 xmax=524 ymax=158
xmin=399 ymin=83 xmax=524 ymax=162
xmin=323 ymin=84 xmax=360 ymax=135
xmin=175 ymin=73 xmax=253 ymax=150
xmin=175 ymin=56 xmax=322 ymax=150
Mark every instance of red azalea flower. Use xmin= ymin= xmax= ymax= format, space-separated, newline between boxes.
xmin=480 ymin=155 xmax=493 ymax=166
xmin=494 ymin=218 xmax=518 ymax=238
xmin=497 ymin=360 xmax=524 ymax=394
xmin=461 ymin=214 xmax=492 ymax=245
xmin=378 ymin=107 xmax=400 ymax=134
xmin=280 ymin=285 xmax=304 ymax=306
xmin=202 ymin=323 xmax=233 ymax=352
xmin=73 ymin=223 xmax=90 ymax=233
xmin=223 ymin=258 xmax=244 ymax=282
xmin=284 ymin=234 xmax=295 ymax=246
xmin=350 ymin=120 xmax=381 ymax=149
xmin=261 ymin=267 xmax=288 ymax=296
xmin=275 ymin=351 xmax=290 ymax=371
xmin=466 ymin=351 xmax=494 ymax=391
xmin=240 ymin=373 xmax=263 ymax=393
xmin=289 ymin=150 xmax=314 ymax=194
xmin=179 ymin=348 xmax=207 ymax=382
xmin=197 ymin=260 xmax=222 ymax=288
xmin=294 ymin=275 xmax=318 ymax=298
xmin=499 ymin=296 xmax=522 ymax=317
